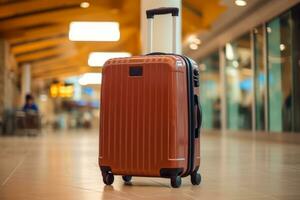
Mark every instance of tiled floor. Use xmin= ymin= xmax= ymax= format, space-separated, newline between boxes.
xmin=0 ymin=130 xmax=300 ymax=200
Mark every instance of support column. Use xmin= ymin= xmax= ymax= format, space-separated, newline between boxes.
xmin=0 ymin=38 xmax=18 ymax=134
xmin=21 ymin=63 xmax=31 ymax=102
xmin=0 ymin=39 xmax=5 ymax=118
xmin=141 ymin=0 xmax=182 ymax=54
xmin=219 ymin=47 xmax=227 ymax=132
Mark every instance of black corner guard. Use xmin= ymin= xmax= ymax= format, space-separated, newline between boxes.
xmin=100 ymin=166 xmax=111 ymax=174
xmin=160 ymin=168 xmax=183 ymax=178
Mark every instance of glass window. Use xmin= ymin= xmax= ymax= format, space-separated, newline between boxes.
xmin=253 ymin=26 xmax=266 ymax=131
xmin=225 ymin=34 xmax=253 ymax=130
xmin=266 ymin=12 xmax=292 ymax=132
xmin=291 ymin=4 xmax=300 ymax=132
xmin=197 ymin=52 xmax=221 ymax=129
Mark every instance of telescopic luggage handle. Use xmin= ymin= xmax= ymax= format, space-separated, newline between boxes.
xmin=146 ymin=7 xmax=179 ymax=18
xmin=146 ymin=7 xmax=179 ymax=54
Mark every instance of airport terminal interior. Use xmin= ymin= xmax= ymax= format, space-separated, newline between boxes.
xmin=0 ymin=0 xmax=300 ymax=199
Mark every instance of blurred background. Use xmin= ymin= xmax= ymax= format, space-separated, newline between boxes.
xmin=1 ymin=1 xmax=300 ymax=199
xmin=0 ymin=0 xmax=299 ymax=135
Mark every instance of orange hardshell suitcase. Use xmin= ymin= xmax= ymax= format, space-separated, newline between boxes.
xmin=99 ymin=7 xmax=202 ymax=188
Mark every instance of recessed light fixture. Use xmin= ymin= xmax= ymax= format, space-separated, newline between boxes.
xmin=194 ymin=38 xmax=201 ymax=45
xmin=187 ymin=35 xmax=201 ymax=50
xmin=79 ymin=73 xmax=102 ymax=85
xmin=280 ymin=44 xmax=285 ymax=51
xmin=88 ymin=52 xmax=131 ymax=67
xmin=189 ymin=43 xmax=198 ymax=50
xmin=69 ymin=22 xmax=120 ymax=41
xmin=235 ymin=0 xmax=247 ymax=7
xmin=80 ymin=2 xmax=90 ymax=8
xmin=188 ymin=35 xmax=201 ymax=45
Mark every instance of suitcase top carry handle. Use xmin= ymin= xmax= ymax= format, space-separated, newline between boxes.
xmin=146 ymin=7 xmax=179 ymax=18
xmin=146 ymin=7 xmax=179 ymax=54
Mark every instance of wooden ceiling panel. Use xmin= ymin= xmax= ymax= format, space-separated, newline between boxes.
xmin=11 ymin=36 xmax=71 ymax=54
xmin=32 ymin=65 xmax=102 ymax=80
xmin=0 ymin=0 xmax=225 ymax=80
xmin=0 ymin=0 xmax=124 ymax=20
xmin=15 ymin=44 xmax=75 ymax=63
xmin=0 ymin=0 xmax=83 ymax=20
xmin=6 ymin=24 xmax=68 ymax=45
xmin=32 ymin=61 xmax=82 ymax=74
xmin=0 ymin=7 xmax=118 ymax=31
xmin=182 ymin=0 xmax=226 ymax=37
xmin=30 ymin=26 xmax=139 ymax=68
xmin=182 ymin=6 xmax=205 ymax=36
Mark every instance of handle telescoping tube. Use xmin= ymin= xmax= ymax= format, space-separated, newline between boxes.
xmin=146 ymin=7 xmax=179 ymax=54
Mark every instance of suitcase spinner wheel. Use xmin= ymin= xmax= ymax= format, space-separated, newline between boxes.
xmin=191 ymin=172 xmax=201 ymax=185
xmin=122 ymin=175 xmax=132 ymax=183
xmin=103 ymin=172 xmax=114 ymax=185
xmin=171 ymin=176 xmax=182 ymax=188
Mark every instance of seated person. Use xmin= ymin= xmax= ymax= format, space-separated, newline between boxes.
xmin=23 ymin=94 xmax=39 ymax=113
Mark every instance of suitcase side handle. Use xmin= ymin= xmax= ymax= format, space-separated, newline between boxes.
xmin=146 ymin=7 xmax=179 ymax=19
xmin=194 ymin=95 xmax=202 ymax=138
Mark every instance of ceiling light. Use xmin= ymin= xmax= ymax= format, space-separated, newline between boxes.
xmin=225 ymin=43 xmax=234 ymax=60
xmin=194 ymin=38 xmax=201 ymax=45
xmin=280 ymin=44 xmax=285 ymax=51
xmin=79 ymin=73 xmax=102 ymax=85
xmin=69 ymin=22 xmax=120 ymax=41
xmin=187 ymin=35 xmax=201 ymax=45
xmin=80 ymin=2 xmax=90 ymax=8
xmin=88 ymin=52 xmax=131 ymax=67
xmin=235 ymin=0 xmax=247 ymax=7
xmin=189 ymin=43 xmax=198 ymax=50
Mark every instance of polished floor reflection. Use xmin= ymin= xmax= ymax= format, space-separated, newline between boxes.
xmin=0 ymin=130 xmax=300 ymax=200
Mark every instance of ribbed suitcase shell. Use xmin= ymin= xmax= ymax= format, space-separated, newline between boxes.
xmin=99 ymin=55 xmax=200 ymax=177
